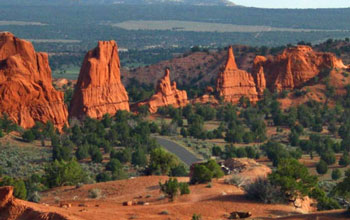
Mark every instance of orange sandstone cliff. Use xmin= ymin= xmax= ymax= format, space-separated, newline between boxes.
xmin=69 ymin=41 xmax=129 ymax=119
xmin=216 ymin=46 xmax=259 ymax=103
xmin=137 ymin=69 xmax=188 ymax=113
xmin=0 ymin=32 xmax=68 ymax=129
xmin=253 ymin=45 xmax=348 ymax=92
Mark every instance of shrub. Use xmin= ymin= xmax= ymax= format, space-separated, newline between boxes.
xmin=331 ymin=169 xmax=342 ymax=180
xmin=159 ymin=178 xmax=180 ymax=201
xmin=225 ymin=176 xmax=245 ymax=187
xmin=339 ymin=153 xmax=350 ymax=166
xmin=244 ymin=177 xmax=285 ymax=204
xmin=190 ymin=160 xmax=224 ymax=184
xmin=316 ymin=160 xmax=328 ymax=175
xmin=170 ymin=164 xmax=188 ymax=177
xmin=88 ymin=188 xmax=102 ymax=199
xmin=179 ymin=182 xmax=190 ymax=195
xmin=132 ymin=148 xmax=148 ymax=167
xmin=0 ymin=176 xmax=27 ymax=200
xmin=75 ymin=144 xmax=89 ymax=161
xmin=22 ymin=130 xmax=35 ymax=143
xmin=44 ymin=160 xmax=87 ymax=188
xmin=192 ymin=214 xmax=202 ymax=220
xmin=190 ymin=164 xmax=213 ymax=184
xmin=321 ymin=152 xmax=336 ymax=165
xmin=106 ymin=159 xmax=123 ymax=173
xmin=96 ymin=172 xmax=112 ymax=183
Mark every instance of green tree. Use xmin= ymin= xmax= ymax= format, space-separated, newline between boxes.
xmin=316 ymin=160 xmax=328 ymax=175
xmin=44 ymin=160 xmax=86 ymax=188
xmin=331 ymin=169 xmax=342 ymax=180
xmin=190 ymin=160 xmax=224 ymax=184
xmin=76 ymin=144 xmax=89 ymax=161
xmin=339 ymin=153 xmax=350 ymax=166
xmin=22 ymin=130 xmax=35 ymax=143
xmin=159 ymin=178 xmax=180 ymax=201
xmin=0 ymin=176 xmax=27 ymax=200
xmin=132 ymin=148 xmax=148 ymax=167
xmin=148 ymin=148 xmax=178 ymax=175
xmin=106 ymin=159 xmax=123 ymax=173
xmin=190 ymin=164 xmax=213 ymax=184
xmin=269 ymin=158 xmax=318 ymax=200
xmin=90 ymin=147 xmax=103 ymax=163
xmin=334 ymin=169 xmax=350 ymax=200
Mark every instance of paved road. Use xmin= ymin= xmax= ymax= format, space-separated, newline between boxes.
xmin=154 ymin=136 xmax=202 ymax=166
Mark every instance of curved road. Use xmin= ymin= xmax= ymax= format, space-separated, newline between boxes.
xmin=154 ymin=136 xmax=202 ymax=166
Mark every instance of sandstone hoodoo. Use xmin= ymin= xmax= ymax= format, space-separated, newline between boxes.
xmin=216 ymin=46 xmax=259 ymax=103
xmin=253 ymin=45 xmax=348 ymax=92
xmin=69 ymin=40 xmax=130 ymax=119
xmin=0 ymin=32 xmax=68 ymax=129
xmin=137 ymin=68 xmax=188 ymax=113
xmin=252 ymin=56 xmax=267 ymax=97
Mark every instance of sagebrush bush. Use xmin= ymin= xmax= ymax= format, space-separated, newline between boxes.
xmin=244 ymin=177 xmax=285 ymax=204
xmin=88 ymin=188 xmax=102 ymax=199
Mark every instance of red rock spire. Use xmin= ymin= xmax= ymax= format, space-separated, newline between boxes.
xmin=136 ymin=68 xmax=188 ymax=113
xmin=225 ymin=46 xmax=238 ymax=70
xmin=69 ymin=40 xmax=130 ymax=119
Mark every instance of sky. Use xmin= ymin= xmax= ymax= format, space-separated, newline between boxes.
xmin=232 ymin=0 xmax=350 ymax=9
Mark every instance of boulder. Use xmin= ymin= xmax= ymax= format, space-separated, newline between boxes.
xmin=229 ymin=211 xmax=252 ymax=219
xmin=69 ymin=40 xmax=129 ymax=119
xmin=137 ymin=68 xmax=188 ymax=113
xmin=0 ymin=32 xmax=68 ymax=130
xmin=216 ymin=46 xmax=259 ymax=103
xmin=253 ymin=45 xmax=348 ymax=92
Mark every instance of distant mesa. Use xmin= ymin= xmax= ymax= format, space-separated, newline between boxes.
xmin=136 ymin=68 xmax=188 ymax=113
xmin=253 ymin=45 xmax=348 ymax=92
xmin=69 ymin=40 xmax=130 ymax=119
xmin=216 ymin=46 xmax=259 ymax=103
xmin=0 ymin=32 xmax=68 ymax=130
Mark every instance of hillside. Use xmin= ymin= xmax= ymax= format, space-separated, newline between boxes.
xmin=123 ymin=40 xmax=350 ymax=88
xmin=0 ymin=0 xmax=236 ymax=6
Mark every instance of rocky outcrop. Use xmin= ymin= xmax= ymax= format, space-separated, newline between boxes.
xmin=0 ymin=186 xmax=69 ymax=220
xmin=253 ymin=45 xmax=348 ymax=92
xmin=252 ymin=56 xmax=267 ymax=97
xmin=137 ymin=68 xmax=188 ymax=113
xmin=216 ymin=46 xmax=259 ymax=103
xmin=0 ymin=32 xmax=68 ymax=129
xmin=69 ymin=41 xmax=130 ymax=119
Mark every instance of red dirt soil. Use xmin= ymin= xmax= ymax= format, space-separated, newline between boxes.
xmin=36 ymin=176 xmax=348 ymax=220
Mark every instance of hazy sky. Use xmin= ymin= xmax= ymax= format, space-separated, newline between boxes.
xmin=232 ymin=0 xmax=350 ymax=8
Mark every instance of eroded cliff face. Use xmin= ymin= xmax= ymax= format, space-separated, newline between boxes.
xmin=216 ymin=46 xmax=259 ymax=103
xmin=137 ymin=69 xmax=188 ymax=113
xmin=253 ymin=45 xmax=348 ymax=92
xmin=0 ymin=32 xmax=68 ymax=129
xmin=69 ymin=41 xmax=129 ymax=119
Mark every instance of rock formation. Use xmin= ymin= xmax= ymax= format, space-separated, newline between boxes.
xmin=0 ymin=186 xmax=69 ymax=220
xmin=69 ymin=40 xmax=130 ymax=119
xmin=253 ymin=45 xmax=348 ymax=92
xmin=0 ymin=32 xmax=68 ymax=129
xmin=137 ymin=68 xmax=188 ymax=113
xmin=216 ymin=46 xmax=259 ymax=103
xmin=252 ymin=56 xmax=267 ymax=97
